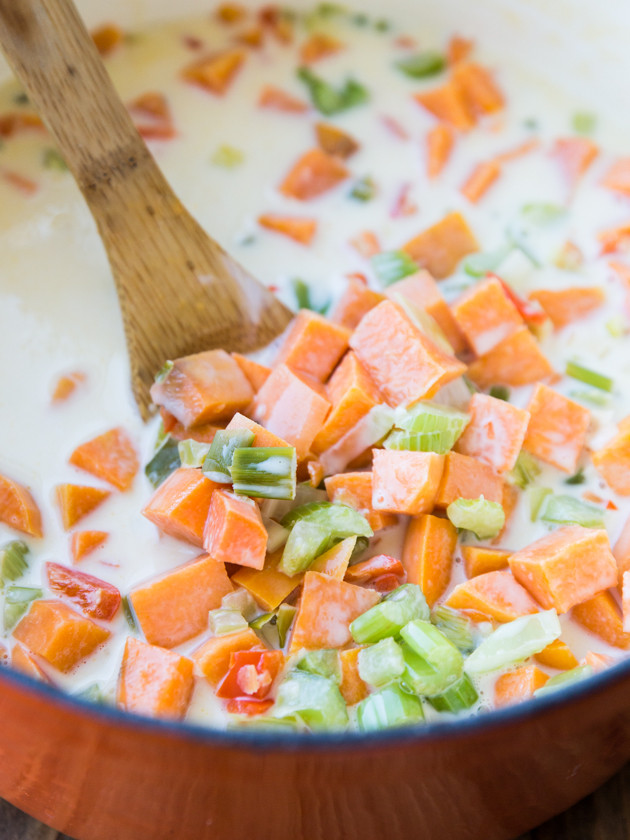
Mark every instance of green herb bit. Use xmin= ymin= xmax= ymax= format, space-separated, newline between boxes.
xmin=75 ymin=683 xmax=106 ymax=705
xmin=446 ymin=497 xmax=505 ymax=540
xmin=465 ymin=609 xmax=561 ymax=676
xmin=350 ymin=584 xmax=429 ymax=645
xmin=144 ymin=439 xmax=181 ymax=488
xmin=534 ymin=664 xmax=594 ymax=698
xmin=42 ymin=148 xmax=68 ymax=171
xmin=572 ymin=111 xmax=596 ymax=135
xmin=566 ymin=361 xmax=613 ymax=393
xmin=428 ymin=673 xmax=478 ymax=713
xmin=297 ymin=67 xmax=369 ymax=116
xmin=291 ymin=278 xmax=330 ymax=315
xmin=520 ymin=203 xmax=567 ymax=226
xmin=3 ymin=586 xmax=42 ymax=631
xmin=231 ymin=446 xmax=297 ymax=500
xmin=276 ymin=603 xmax=297 ymax=648
xmin=356 ymin=682 xmax=424 ymax=731
xmin=0 ymin=540 xmax=29 ymax=588
xmin=202 ymin=429 xmax=255 ymax=483
xmin=565 ymin=468 xmax=586 ymax=485
xmin=273 ymin=671 xmax=348 ymax=730
xmin=358 ymin=637 xmax=405 ymax=687
xmin=430 ymin=605 xmax=474 ymax=653
xmin=394 ymin=51 xmax=446 ymax=79
xmin=509 ymin=450 xmax=541 ymax=489
xmin=154 ymin=360 xmax=173 ymax=384
xmin=178 ymin=439 xmax=211 ymax=468
xmin=297 ymin=649 xmax=341 ymax=683
xmin=212 ymin=144 xmax=244 ymax=168
xmin=121 ymin=596 xmax=137 ymax=632
xmin=540 ymin=494 xmax=605 ymax=528
xmin=371 ymin=249 xmax=418 ymax=287
xmin=208 ymin=608 xmax=248 ymax=636
xmin=462 ymin=245 xmax=512 ymax=278
xmin=528 ymin=486 xmax=552 ymax=522
xmin=489 ymin=385 xmax=510 ymax=401
xmin=349 ymin=175 xmax=377 ymax=202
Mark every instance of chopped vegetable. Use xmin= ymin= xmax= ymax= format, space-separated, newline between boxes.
xmin=350 ymin=583 xmax=429 ymax=645
xmin=272 ymin=671 xmax=348 ymax=729
xmin=0 ymin=540 xmax=29 ymax=587
xmin=3 ymin=584 xmax=42 ymax=630
xmin=357 ymin=637 xmax=405 ymax=687
xmin=446 ymin=497 xmax=505 ymax=540
xmin=230 ymin=446 xmax=297 ymax=500
xmin=430 ymin=605 xmax=474 ymax=653
xmin=565 ymin=361 xmax=613 ymax=393
xmin=395 ymin=51 xmax=446 ymax=78
xmin=465 ymin=610 xmax=561 ymax=675
xmin=178 ymin=439 xmax=211 ymax=468
xmin=296 ymin=649 xmax=341 ymax=682
xmin=539 ymin=494 xmax=605 ymax=528
xmin=144 ymin=438 xmax=181 ymax=488
xmin=203 ymin=429 xmax=255 ymax=482
xmin=356 ymin=683 xmax=424 ymax=730
xmin=297 ymin=67 xmax=369 ymax=115
xmin=371 ymin=250 xmax=418 ymax=287
xmin=534 ymin=665 xmax=594 ymax=698
xmin=428 ymin=673 xmax=478 ymax=712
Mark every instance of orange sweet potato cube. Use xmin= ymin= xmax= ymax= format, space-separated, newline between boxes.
xmin=329 ymin=276 xmax=385 ymax=330
xmin=182 ymin=48 xmax=246 ymax=95
xmin=572 ymin=590 xmax=630 ymax=649
xmin=528 ymin=286 xmax=604 ymax=329
xmin=456 ymin=393 xmax=530 ymax=474
xmin=466 ymin=327 xmax=554 ymax=388
xmin=452 ymin=275 xmax=523 ymax=356
xmin=592 ymin=426 xmax=630 ymax=495
xmin=203 ymin=489 xmax=267 ymax=570
xmin=339 ymin=647 xmax=368 ymax=705
xmin=252 ymin=364 xmax=331 ymax=461
xmin=349 ymin=301 xmax=466 ymax=406
xmin=494 ymin=665 xmax=549 ymax=709
xmin=402 ymin=514 xmax=456 ymax=606
xmin=325 ymin=471 xmax=396 ymax=532
xmin=509 ymin=526 xmax=618 ymax=613
xmin=372 ymin=450 xmax=445 ymax=516
xmin=275 ymin=310 xmax=351 ymax=381
xmin=434 ymin=451 xmax=503 ymax=509
xmin=523 ymin=384 xmax=590 ymax=473
xmin=150 ymin=349 xmax=253 ymax=429
xmin=0 ymin=473 xmax=43 ymax=537
xmin=55 ymin=484 xmax=111 ymax=530
xmin=279 ymin=147 xmax=349 ymax=201
xmin=601 ymin=157 xmax=630 ymax=197
xmin=461 ymin=545 xmax=511 ymax=578
xmin=615 ymin=514 xmax=630 ymax=583
xmin=452 ymin=61 xmax=504 ymax=115
xmin=70 ymin=529 xmax=108 ymax=563
xmin=551 ymin=137 xmax=599 ymax=188
xmin=445 ymin=570 xmax=540 ymax=622
xmin=130 ymin=554 xmax=233 ymax=648
xmin=192 ymin=628 xmax=263 ymax=686
xmin=11 ymin=643 xmax=51 ymax=683
xmin=69 ymin=427 xmax=138 ymax=491
xmin=13 ymin=600 xmax=110 ymax=672
xmin=231 ymin=551 xmax=299 ymax=610
xmin=414 ymin=82 xmax=475 ymax=131
xmin=310 ymin=537 xmax=356 ymax=580
xmin=315 ymin=122 xmax=360 ymax=160
xmin=117 ymin=638 xmax=194 ymax=720
xmin=402 ymin=211 xmax=479 ymax=279
xmin=142 ymin=468 xmax=219 ymax=546
xmin=225 ymin=413 xmax=290 ymax=448
xmin=534 ymin=639 xmax=579 ymax=671
xmin=231 ymin=353 xmax=271 ymax=391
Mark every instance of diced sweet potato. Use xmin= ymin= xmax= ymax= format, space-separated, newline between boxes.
xmin=452 ymin=276 xmax=523 ymax=356
xmin=402 ymin=211 xmax=479 ymax=279
xmin=226 ymin=413 xmax=290 ymax=448
xmin=310 ymin=536 xmax=356 ymax=580
xmin=426 ymin=123 xmax=454 ymax=178
xmin=275 ymin=310 xmax=350 ymax=382
xmin=535 ymin=639 xmax=579 ymax=671
xmin=494 ymin=665 xmax=549 ymax=708
xmin=0 ymin=473 xmax=43 ymax=537
xmin=460 ymin=160 xmax=501 ymax=203
xmin=447 ymin=35 xmax=473 ymax=65
xmin=69 ymin=427 xmax=138 ymax=491
xmin=11 ymin=643 xmax=50 ymax=683
xmin=601 ymin=158 xmax=630 ymax=197
xmin=307 ymin=459 xmax=325 ymax=488
xmin=522 ymin=384 xmax=590 ymax=474
xmin=445 ymin=570 xmax=540 ymax=622
xmin=203 ymin=489 xmax=267 ymax=570
xmin=466 ymin=327 xmax=554 ymax=388
xmin=402 ymin=514 xmax=456 ymax=606
xmin=130 ymin=554 xmax=233 ymax=648
xmin=372 ymin=450 xmax=445 ymax=516
xmin=572 ymin=590 xmax=630 ymax=649
xmin=614 ymin=515 xmax=630 ymax=584
xmin=91 ymin=23 xmax=124 ymax=55
xmin=583 ymin=650 xmax=615 ymax=672
xmin=258 ymin=214 xmax=317 ymax=245
xmin=315 ymin=122 xmax=359 ymax=159
xmin=349 ymin=301 xmax=466 ymax=406
xmin=299 ymin=32 xmax=344 ymax=63
xmin=231 ymin=354 xmax=271 ymax=392
xmin=528 ymin=287 xmax=604 ymax=329
xmin=456 ymin=393 xmax=529 ymax=474
xmin=159 ymin=409 xmax=223 ymax=444
xmin=592 ymin=427 xmax=630 ymax=495
xmin=55 ymin=484 xmax=111 ymax=531
xmin=452 ymin=61 xmax=504 ymax=115
xmin=258 ymin=85 xmax=309 ymax=112
xmin=70 ymin=530 xmax=108 ymax=563
xmin=216 ymin=3 xmax=247 ymax=24
xmin=339 ymin=647 xmax=368 ymax=705
xmin=325 ymin=472 xmax=396 ymax=532
xmin=552 ymin=137 xmax=599 ymax=188
xmin=279 ymin=148 xmax=349 ymax=201
xmin=349 ymin=231 xmax=381 ymax=259
xmin=193 ymin=628 xmax=263 ymax=686
xmin=434 ymin=451 xmax=503 ymax=509
xmin=182 ymin=49 xmax=246 ymax=95
xmin=150 ymin=349 xmax=253 ymax=429
xmin=509 ymin=526 xmax=617 ymax=613
xmin=461 ymin=545 xmax=511 ymax=578
xmin=13 ymin=600 xmax=110 ymax=672
xmin=414 ymin=81 xmax=475 ymax=131
xmin=46 ymin=562 xmax=121 ymax=621
xmin=142 ymin=468 xmax=219 ymax=546
xmin=289 ymin=571 xmax=380 ymax=652
xmin=231 ymin=551 xmax=299 ymax=610
xmin=344 ymin=554 xmax=405 ymax=593
xmin=51 ymin=371 xmax=85 ymax=403
xmin=252 ymin=364 xmax=331 ymax=461
xmin=117 ymin=638 xmax=194 ymax=720
xmin=329 ymin=277 xmax=385 ymax=330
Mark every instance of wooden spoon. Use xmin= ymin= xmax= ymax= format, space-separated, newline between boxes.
xmin=0 ymin=0 xmax=293 ymax=419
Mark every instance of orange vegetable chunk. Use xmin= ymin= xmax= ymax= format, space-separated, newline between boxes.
xmin=535 ymin=639 xmax=579 ymax=671
xmin=91 ymin=23 xmax=124 ymax=55
xmin=509 ymin=526 xmax=617 ymax=613
xmin=452 ymin=276 xmax=523 ymax=356
xmin=528 ymin=286 xmax=605 ymax=329
xmin=372 ymin=450 xmax=445 ymax=516
xmin=280 ymin=148 xmax=349 ymax=201
xmin=414 ymin=81 xmax=475 ymax=131
xmin=51 ymin=371 xmax=85 ymax=403
xmin=339 ymin=647 xmax=368 ymax=705
xmin=0 ymin=112 xmax=45 ymax=139
xmin=426 ymin=123 xmax=454 ymax=178
xmin=231 ymin=552 xmax=299 ymax=610
xmin=150 ymin=349 xmax=253 ymax=429
xmin=315 ymin=122 xmax=359 ymax=159
xmin=592 ymin=426 xmax=630 ymax=495
xmin=466 ymin=327 xmax=554 ymax=388
xmin=130 ymin=554 xmax=233 ymax=648
xmin=118 ymin=638 xmax=194 ymax=720
xmin=447 ymin=35 xmax=474 ymax=66
xmin=182 ymin=49 xmax=246 ymax=95
xmin=193 ymin=628 xmax=263 ymax=687
xmin=601 ymin=158 xmax=630 ymax=197
xmin=0 ymin=473 xmax=43 ymax=537
xmin=226 ymin=413 xmax=289 ymax=449
xmin=460 ymin=160 xmax=501 ymax=203
xmin=13 ymin=600 xmax=110 ymax=672
xmin=70 ymin=530 xmax=108 ymax=563
xmin=310 ymin=536 xmax=356 ymax=580
xmin=456 ymin=393 xmax=529 ymax=474
xmin=231 ymin=354 xmax=271 ymax=392
xmin=445 ymin=570 xmax=540 ymax=622
xmin=46 ymin=562 xmax=121 ymax=621
xmin=275 ymin=310 xmax=350 ymax=382
xmin=325 ymin=472 xmax=396 ymax=532
xmin=299 ymin=32 xmax=344 ymax=63
xmin=583 ymin=650 xmax=615 ymax=672
xmin=452 ymin=61 xmax=504 ymax=115
xmin=402 ymin=514 xmax=456 ymax=606
xmin=69 ymin=427 xmax=138 ymax=491
xmin=329 ymin=277 xmax=385 ymax=330
xmin=572 ymin=590 xmax=630 ymax=649
xmin=289 ymin=571 xmax=380 ymax=652
xmin=258 ymin=214 xmax=317 ymax=245
xmin=402 ymin=211 xmax=479 ymax=280
xmin=461 ymin=545 xmax=511 ymax=578
xmin=552 ymin=137 xmax=599 ymax=187
xmin=55 ymin=484 xmax=111 ymax=531
xmin=494 ymin=665 xmax=549 ymax=708
xmin=522 ymin=384 xmax=590 ymax=473
xmin=11 ymin=643 xmax=50 ymax=683
xmin=434 ymin=451 xmax=503 ymax=509
xmin=203 ymin=489 xmax=267 ymax=570
xmin=258 ymin=84 xmax=308 ymax=112
xmin=142 ymin=468 xmax=219 ymax=546
xmin=614 ymin=515 xmax=630 ymax=583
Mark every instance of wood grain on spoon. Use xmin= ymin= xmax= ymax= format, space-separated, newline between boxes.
xmin=0 ymin=0 xmax=293 ymax=419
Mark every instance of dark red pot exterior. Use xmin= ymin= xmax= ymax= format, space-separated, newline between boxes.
xmin=0 ymin=665 xmax=629 ymax=840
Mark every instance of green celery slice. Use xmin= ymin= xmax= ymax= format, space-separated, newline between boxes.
xmin=529 ymin=486 xmax=552 ymax=522
xmin=208 ymin=608 xmax=248 ymax=636
xmin=509 ymin=450 xmax=542 ymax=489
xmin=202 ymin=429 xmax=255 ymax=483
xmin=356 ymin=683 xmax=424 ymax=731
xmin=231 ymin=446 xmax=297 ymax=500
xmin=465 ymin=610 xmax=561 ymax=676
xmin=222 ymin=589 xmax=257 ymax=621
xmin=272 ymin=671 xmax=348 ymax=730
xmin=276 ymin=603 xmax=297 ymax=648
xmin=400 ymin=620 xmax=463 ymax=684
xmin=357 ymin=637 xmax=405 ymax=687
xmin=371 ymin=250 xmax=418 ymax=287
xmin=0 ymin=540 xmax=29 ymax=588
xmin=296 ymin=649 xmax=341 ymax=683
xmin=540 ymin=494 xmax=605 ymax=528
xmin=177 ymin=439 xmax=211 ymax=468
xmin=297 ymin=67 xmax=369 ymax=115
xmin=42 ymin=148 xmax=68 ymax=171
xmin=385 ymin=401 xmax=469 ymax=454
xmin=394 ymin=51 xmax=446 ymax=79
xmin=430 ymin=605 xmax=474 ymax=653
xmin=520 ymin=203 xmax=567 ymax=225
xmin=428 ymin=673 xmax=479 ymax=712
xmin=154 ymin=361 xmax=173 ymax=384
xmin=121 ymin=596 xmax=137 ymax=631
xmin=349 ymin=175 xmax=377 ymax=202
xmin=291 ymin=278 xmax=330 ymax=315
xmin=446 ymin=497 xmax=505 ymax=540
xmin=462 ymin=245 xmax=512 ymax=278
xmin=534 ymin=664 xmax=594 ymax=698
xmin=572 ymin=111 xmax=596 ymax=135
xmin=489 ymin=385 xmax=510 ymax=401
xmin=400 ymin=642 xmax=459 ymax=697
xmin=145 ymin=439 xmax=180 ymax=488
xmin=350 ymin=584 xmax=429 ymax=645
xmin=212 ymin=144 xmax=244 ymax=168
xmin=4 ymin=585 xmax=42 ymax=630
xmin=566 ymin=361 xmax=613 ymax=393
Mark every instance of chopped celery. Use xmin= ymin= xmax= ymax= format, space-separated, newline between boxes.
xmin=540 ymin=494 xmax=604 ymax=528
xmin=394 ymin=51 xmax=445 ymax=79
xmin=272 ymin=671 xmax=348 ymax=729
xmin=75 ymin=683 xmax=106 ymax=704
xmin=529 ymin=486 xmax=552 ymax=522
xmin=276 ymin=603 xmax=297 ymax=648
xmin=3 ymin=585 xmax=42 ymax=630
xmin=153 ymin=360 xmax=173 ymax=384
xmin=351 ymin=535 xmax=369 ymax=562
xmin=202 ymin=429 xmax=255 ymax=483
xmin=0 ymin=540 xmax=29 ymax=587
xmin=297 ymin=67 xmax=369 ymax=115
xmin=208 ymin=608 xmax=248 ymax=636
xmin=462 ymin=245 xmax=511 ymax=278
xmin=572 ymin=111 xmax=596 ymax=135
xmin=356 ymin=683 xmax=424 ymax=731
xmin=566 ymin=361 xmax=613 ymax=393
xmin=400 ymin=620 xmax=463 ymax=682
xmin=565 ymin=468 xmax=586 ymax=485
xmin=534 ymin=664 xmax=594 ymax=698
xmin=509 ymin=450 xmax=541 ymax=489
xmin=121 ymin=596 xmax=137 ymax=631
xmin=465 ymin=610 xmax=561 ymax=676
xmin=431 ymin=605 xmax=474 ymax=653
xmin=350 ymin=584 xmax=429 ymax=645
xmin=260 ymin=481 xmax=328 ymax=522
xmin=349 ymin=175 xmax=377 ymax=201
xmin=400 ymin=641 xmax=460 ymax=697
xmin=231 ymin=446 xmax=297 ymax=500
xmin=520 ymin=203 xmax=567 ymax=226
xmin=291 ymin=278 xmax=330 ymax=315
xmin=212 ymin=144 xmax=244 ymax=168
xmin=297 ymin=649 xmax=341 ymax=683
xmin=249 ymin=611 xmax=279 ymax=648
xmin=489 ymin=385 xmax=510 ymax=401
xmin=279 ymin=519 xmax=330 ymax=577
xmin=177 ymin=439 xmax=211 ymax=468
xmin=358 ymin=638 xmax=405 ymax=687
xmin=386 ymin=402 xmax=469 ymax=454
xmin=428 ymin=673 xmax=478 ymax=712
xmin=222 ymin=588 xmax=257 ymax=621
xmin=446 ymin=497 xmax=505 ymax=540
xmin=42 ymin=148 xmax=68 ymax=171
xmin=371 ymin=249 xmax=418 ymax=287
xmin=144 ymin=439 xmax=180 ymax=488
xmin=263 ymin=518 xmax=290 ymax=553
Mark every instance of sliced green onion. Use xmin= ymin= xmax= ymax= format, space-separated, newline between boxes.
xmin=297 ymin=67 xmax=369 ymax=116
xmin=212 ymin=144 xmax=244 ymax=168
xmin=272 ymin=671 xmax=348 ymax=730
xmin=222 ymin=588 xmax=257 ymax=621
xmin=350 ymin=584 xmax=429 ymax=645
xmin=177 ymin=439 xmax=211 ymax=468
xmin=540 ymin=494 xmax=605 ymax=528
xmin=464 ymin=609 xmax=561 ymax=676
xmin=371 ymin=249 xmax=418 ymax=287
xmin=387 ymin=402 xmax=469 ymax=454
xmin=349 ymin=175 xmax=377 ymax=202
xmin=263 ymin=518 xmax=290 ymax=553
xmin=509 ymin=450 xmax=541 ymax=489
xmin=566 ymin=361 xmax=613 ymax=393
xmin=565 ymin=468 xmax=586 ymax=485
xmin=3 ymin=585 xmax=42 ymax=630
xmin=231 ymin=446 xmax=297 ymax=500
xmin=291 ymin=278 xmax=330 ymax=315
xmin=400 ymin=620 xmax=463 ymax=692
xmin=529 ymin=486 xmax=552 ymax=522
xmin=520 ymin=203 xmax=567 ymax=226
xmin=208 ymin=608 xmax=248 ymax=636
xmin=144 ymin=439 xmax=180 ymax=488
xmin=296 ymin=649 xmax=341 ymax=683
xmin=42 ymin=148 xmax=68 ymax=171
xmin=356 ymin=682 xmax=424 ymax=730
xmin=276 ymin=603 xmax=297 ymax=648
xmin=534 ymin=664 xmax=594 ymax=698
xmin=462 ymin=245 xmax=512 ymax=278
xmin=358 ymin=637 xmax=405 ymax=687
xmin=121 ymin=596 xmax=137 ymax=631
xmin=446 ymin=497 xmax=505 ymax=540
xmin=430 ymin=605 xmax=474 ymax=653
xmin=202 ymin=429 xmax=255 ymax=483
xmin=489 ymin=385 xmax=510 ymax=401
xmin=572 ymin=111 xmax=596 ymax=135
xmin=394 ymin=51 xmax=445 ymax=79
xmin=75 ymin=683 xmax=106 ymax=704
xmin=0 ymin=540 xmax=29 ymax=588
xmin=428 ymin=673 xmax=479 ymax=713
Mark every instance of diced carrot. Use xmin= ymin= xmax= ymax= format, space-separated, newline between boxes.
xmin=46 ymin=562 xmax=121 ymax=621
xmin=117 ymin=637 xmax=194 ymax=720
xmin=598 ymin=222 xmax=630 ymax=256
xmin=555 ymin=240 xmax=584 ymax=271
xmin=329 ymin=277 xmax=385 ymax=330
xmin=401 ymin=514 xmax=456 ymax=606
xmin=350 ymin=300 xmax=466 ymax=406
xmin=0 ymin=112 xmax=45 ymax=139
xmin=69 ymin=427 xmax=138 ymax=492
xmin=128 ymin=92 xmax=175 ymax=141
xmin=258 ymin=213 xmax=317 ymax=245
xmin=509 ymin=526 xmax=617 ymax=613
xmin=203 ymin=489 xmax=267 ymax=570
xmin=279 ymin=148 xmax=349 ymax=201
xmin=452 ymin=61 xmax=504 ymax=116
xmin=307 ymin=459 xmax=325 ymax=488
xmin=70 ymin=530 xmax=108 ymax=563
xmin=315 ymin=123 xmax=360 ymax=160
xmin=13 ymin=600 xmax=110 ymax=672
xmin=461 ymin=545 xmax=511 ymax=578
xmin=236 ymin=26 xmax=265 ymax=48
xmin=349 ymin=230 xmax=381 ymax=259
xmin=583 ymin=650 xmax=615 ymax=672
xmin=344 ymin=554 xmax=405 ymax=589
xmin=522 ymin=384 xmax=590 ymax=474
xmin=226 ymin=413 xmax=290 ymax=449
xmin=55 ymin=484 xmax=110 ymax=531
xmin=258 ymin=84 xmax=309 ymax=112
xmin=528 ymin=287 xmax=605 ymax=329
xmin=51 ymin=371 xmax=86 ymax=403
xmin=299 ymin=32 xmax=344 ymax=64
xmin=217 ymin=649 xmax=284 ymax=700
xmin=614 ymin=514 xmax=630 ymax=584
xmin=130 ymin=553 xmax=232 ymax=648
xmin=231 ymin=551 xmax=299 ymax=610
xmin=275 ymin=310 xmax=350 ymax=382
xmin=151 ymin=349 xmax=253 ymax=429
xmin=447 ymin=35 xmax=474 ymax=66
xmin=592 ymin=426 xmax=630 ymax=495
xmin=193 ymin=628 xmax=263 ymax=686
xmin=339 ymin=647 xmax=368 ymax=705
xmin=414 ymin=81 xmax=475 ymax=131
xmin=572 ymin=590 xmax=630 ymax=650
xmin=231 ymin=354 xmax=271 ymax=392
xmin=551 ymin=137 xmax=598 ymax=188
xmin=216 ymin=2 xmax=247 ymax=23
xmin=452 ymin=275 xmax=523 ymax=356
xmin=10 ymin=643 xmax=50 ymax=683
xmin=535 ymin=639 xmax=579 ymax=671
xmin=445 ymin=570 xmax=540 ymax=623
xmin=494 ymin=665 xmax=549 ymax=708
xmin=252 ymin=365 xmax=331 ymax=461
xmin=91 ymin=23 xmax=124 ymax=56
xmin=466 ymin=327 xmax=554 ymax=388
xmin=1 ymin=170 xmax=38 ymax=196
xmin=143 ymin=468 xmax=219 ymax=546
xmin=455 ymin=393 xmax=530 ymax=474
xmin=289 ymin=571 xmax=380 ymax=652
xmin=434 ymin=451 xmax=503 ymax=509
xmin=325 ymin=472 xmax=396 ymax=532
xmin=0 ymin=473 xmax=43 ymax=538
xmin=372 ymin=450 xmax=445 ymax=516
xmin=402 ymin=211 xmax=479 ymax=279
xmin=461 ymin=160 xmax=501 ymax=203
xmin=182 ymin=49 xmax=246 ymax=95
xmin=258 ymin=5 xmax=294 ymax=44
xmin=601 ymin=158 xmax=630 ymax=197
xmin=426 ymin=123 xmax=454 ymax=178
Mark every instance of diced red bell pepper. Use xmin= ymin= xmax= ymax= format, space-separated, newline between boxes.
xmin=493 ymin=275 xmax=547 ymax=327
xmin=216 ymin=649 xmax=284 ymax=701
xmin=226 ymin=698 xmax=274 ymax=716
xmin=45 ymin=561 xmax=121 ymax=621
xmin=344 ymin=555 xmax=406 ymax=589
